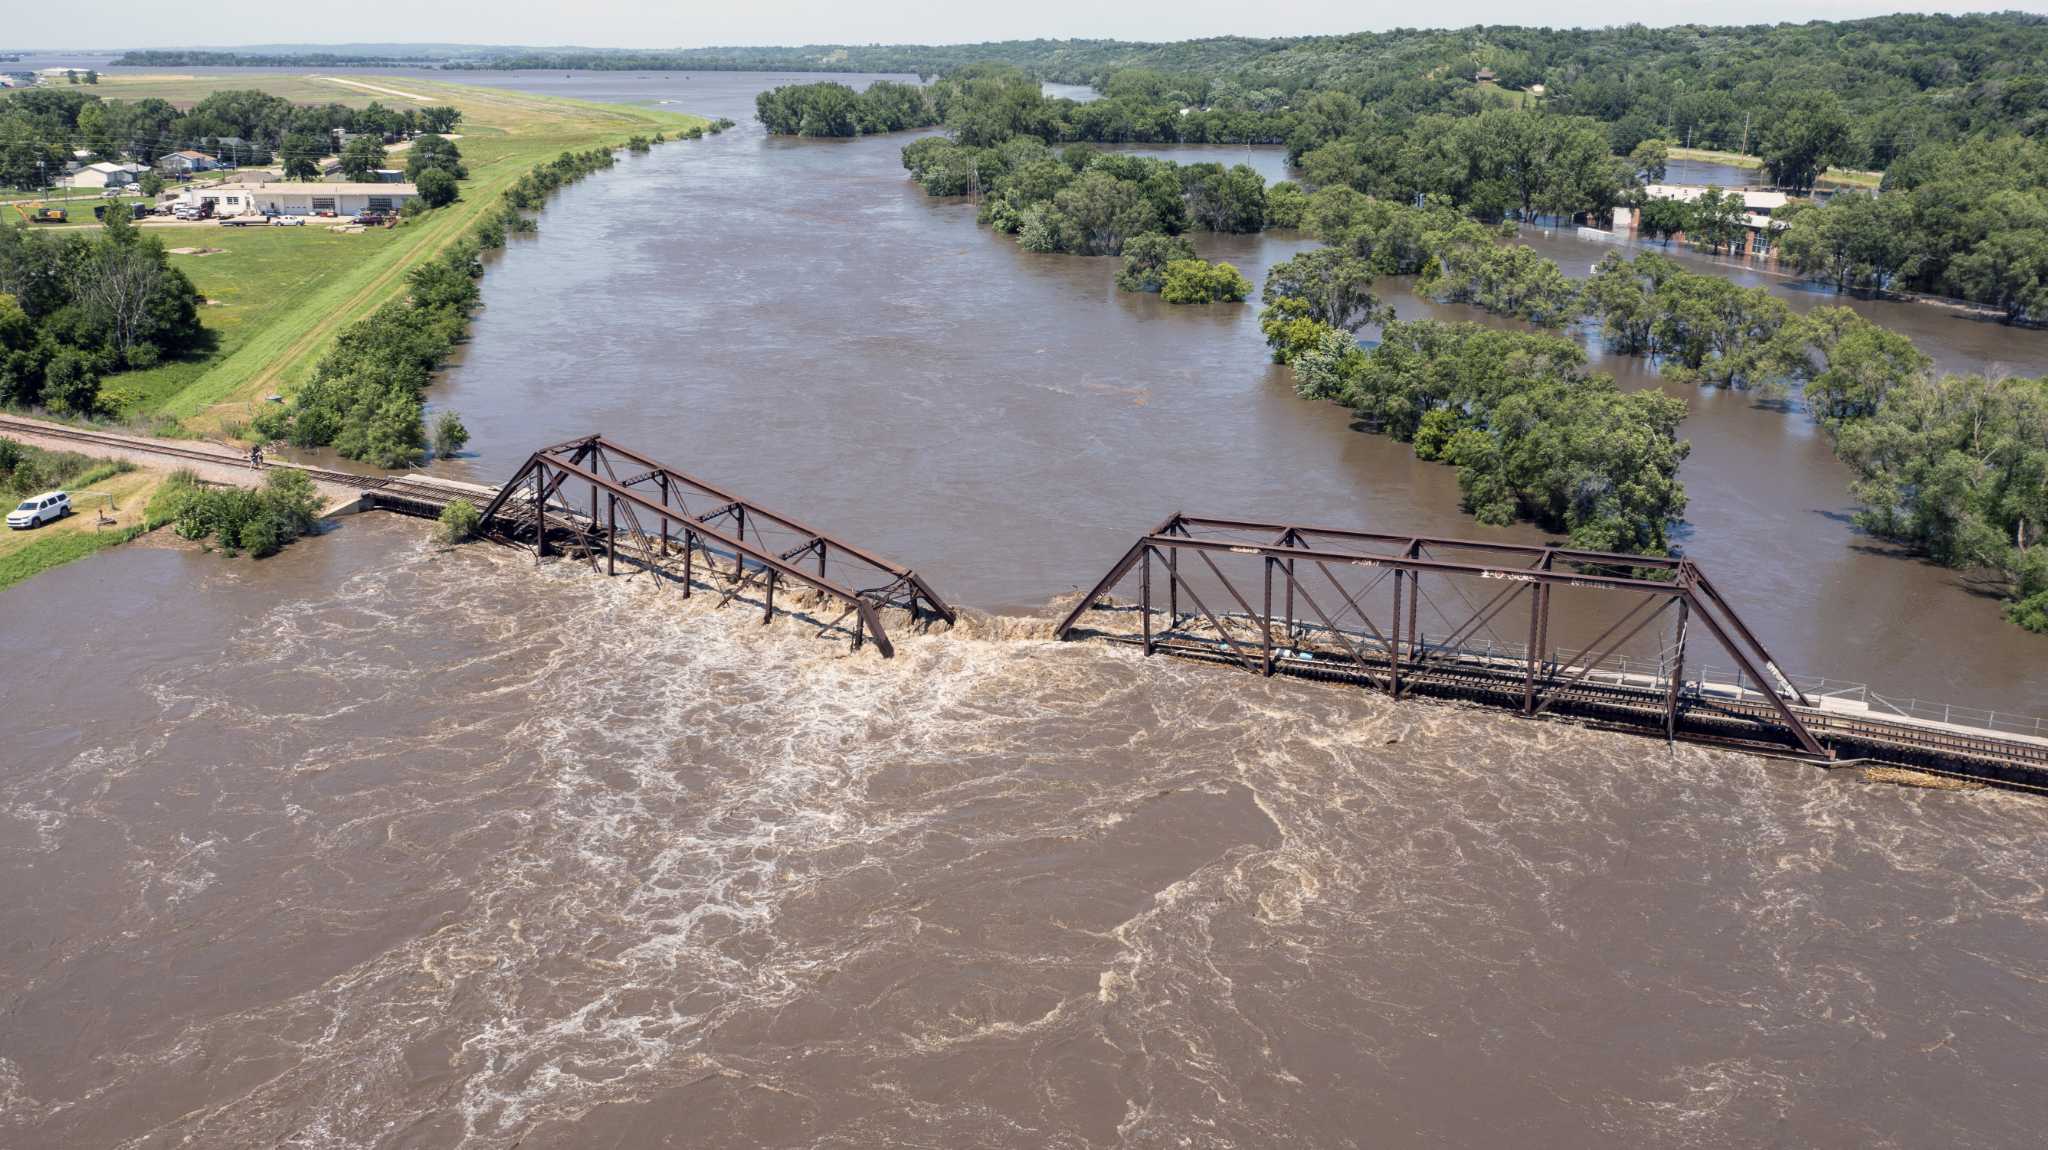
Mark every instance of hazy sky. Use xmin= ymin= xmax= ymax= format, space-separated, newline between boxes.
xmin=14 ymin=0 xmax=2046 ymax=51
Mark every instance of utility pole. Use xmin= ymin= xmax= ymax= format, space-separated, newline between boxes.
xmin=1741 ymin=111 xmax=1751 ymax=158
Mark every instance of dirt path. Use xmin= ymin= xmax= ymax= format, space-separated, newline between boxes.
xmin=318 ymin=76 xmax=431 ymax=102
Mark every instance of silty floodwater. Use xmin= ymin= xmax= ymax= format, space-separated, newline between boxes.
xmin=2 ymin=69 xmax=2047 ymax=1149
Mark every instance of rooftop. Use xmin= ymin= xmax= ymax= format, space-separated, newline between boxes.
xmin=201 ymin=181 xmax=419 ymax=195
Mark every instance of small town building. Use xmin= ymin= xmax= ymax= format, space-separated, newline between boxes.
xmin=66 ymin=161 xmax=148 ymax=189
xmin=1474 ymin=67 xmax=1497 ymax=82
xmin=187 ymin=181 xmax=418 ymax=217
xmin=156 ymin=150 xmax=223 ymax=176
xmin=1616 ymin=184 xmax=1798 ymax=256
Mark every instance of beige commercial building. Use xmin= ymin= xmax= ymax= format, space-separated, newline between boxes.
xmin=186 ymin=181 xmax=418 ymax=218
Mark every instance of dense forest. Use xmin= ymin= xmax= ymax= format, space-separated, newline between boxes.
xmin=132 ymin=14 xmax=2048 ymax=151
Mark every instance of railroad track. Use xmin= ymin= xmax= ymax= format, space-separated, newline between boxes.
xmin=1094 ymin=628 xmax=2048 ymax=784
xmin=0 ymin=415 xmax=390 ymax=492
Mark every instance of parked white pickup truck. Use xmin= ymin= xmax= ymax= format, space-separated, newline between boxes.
xmin=7 ymin=490 xmax=70 ymax=529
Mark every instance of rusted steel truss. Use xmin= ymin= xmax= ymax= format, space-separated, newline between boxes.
xmin=1056 ymin=513 xmax=1830 ymax=759
xmin=476 ymin=435 xmax=955 ymax=656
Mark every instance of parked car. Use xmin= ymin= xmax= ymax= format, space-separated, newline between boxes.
xmin=8 ymin=491 xmax=70 ymax=530
xmin=355 ymin=210 xmax=391 ymax=226
xmin=269 ymin=215 xmax=304 ymax=226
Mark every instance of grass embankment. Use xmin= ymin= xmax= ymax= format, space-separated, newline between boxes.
xmin=0 ymin=456 xmax=166 ymax=593
xmin=86 ymin=75 xmax=704 ymax=435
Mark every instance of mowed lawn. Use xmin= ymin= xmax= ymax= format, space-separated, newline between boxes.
xmin=68 ymin=74 xmax=706 ymax=434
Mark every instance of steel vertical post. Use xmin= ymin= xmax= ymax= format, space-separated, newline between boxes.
xmin=533 ymin=467 xmax=546 ymax=561
xmin=1167 ymin=543 xmax=1179 ymax=626
xmin=1141 ymin=546 xmax=1153 ymax=656
xmin=1390 ymin=569 xmax=1404 ymax=698
xmin=764 ymin=569 xmax=776 ymax=623
xmin=1262 ymin=557 xmax=1274 ymax=676
xmin=1521 ymin=584 xmax=1542 ymax=714
xmin=682 ymin=530 xmax=693 ymax=597
xmin=1665 ymin=596 xmax=1689 ymax=744
xmin=606 ymin=494 xmax=616 ymax=576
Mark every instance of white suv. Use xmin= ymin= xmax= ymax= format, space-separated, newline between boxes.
xmin=7 ymin=491 xmax=70 ymax=529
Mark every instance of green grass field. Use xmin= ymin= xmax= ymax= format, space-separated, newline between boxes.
xmin=62 ymin=74 xmax=706 ymax=434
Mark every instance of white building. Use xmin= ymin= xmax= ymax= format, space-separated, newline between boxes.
xmin=65 ymin=162 xmax=148 ymax=189
xmin=186 ymin=181 xmax=417 ymax=218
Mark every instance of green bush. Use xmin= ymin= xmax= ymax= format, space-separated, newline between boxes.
xmin=432 ymin=410 xmax=469 ymax=457
xmin=436 ymin=498 xmax=481 ymax=544
xmin=157 ymin=468 xmax=322 ymax=558
xmin=1160 ymin=259 xmax=1253 ymax=304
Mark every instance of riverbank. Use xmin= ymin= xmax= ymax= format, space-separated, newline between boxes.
xmin=52 ymin=74 xmax=706 ymax=437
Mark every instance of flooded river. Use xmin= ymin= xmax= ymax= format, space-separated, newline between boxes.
xmin=4 ymin=70 xmax=2048 ymax=1149
xmin=5 ymin=521 xmax=2048 ymax=1148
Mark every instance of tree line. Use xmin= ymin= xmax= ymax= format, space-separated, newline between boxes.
xmin=755 ymin=82 xmax=939 ymax=137
xmin=251 ymin=145 xmax=624 ymax=466
xmin=1774 ymin=134 xmax=2048 ymax=323
xmin=0 ymin=86 xmax=461 ymax=189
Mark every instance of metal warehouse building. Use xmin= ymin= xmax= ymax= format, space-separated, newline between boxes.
xmin=187 ymin=181 xmax=418 ymax=218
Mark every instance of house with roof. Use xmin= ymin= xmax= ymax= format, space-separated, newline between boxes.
xmin=156 ymin=149 xmax=224 ymax=176
xmin=65 ymin=161 xmax=148 ymax=189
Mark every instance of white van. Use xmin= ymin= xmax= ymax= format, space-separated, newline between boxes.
xmin=7 ymin=491 xmax=70 ymax=529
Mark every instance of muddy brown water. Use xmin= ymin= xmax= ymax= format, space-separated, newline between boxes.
xmin=5 ymin=71 xmax=2048 ymax=1149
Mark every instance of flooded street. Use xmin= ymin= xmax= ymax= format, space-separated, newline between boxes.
xmin=3 ymin=69 xmax=2048 ymax=1149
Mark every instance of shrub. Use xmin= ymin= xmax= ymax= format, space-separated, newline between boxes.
xmin=1160 ymin=259 xmax=1253 ymax=304
xmin=432 ymin=410 xmax=469 ymax=457
xmin=160 ymin=468 xmax=322 ymax=557
xmin=436 ymin=498 xmax=481 ymax=544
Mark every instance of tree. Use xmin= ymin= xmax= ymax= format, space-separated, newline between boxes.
xmin=1629 ymin=138 xmax=1669 ymax=184
xmin=340 ymin=136 xmax=388 ymax=182
xmin=1786 ymin=307 xmax=1932 ymax=427
xmin=1687 ymin=187 xmax=1748 ymax=253
xmin=1266 ymin=180 xmax=1308 ymax=229
xmin=432 ymin=410 xmax=470 ymax=456
xmin=279 ymin=132 xmax=324 ymax=180
xmin=1636 ymin=196 xmax=1693 ymax=245
xmin=1050 ymin=169 xmax=1157 ymax=255
xmin=405 ymin=135 xmax=466 ymax=181
xmin=1159 ymin=259 xmax=1252 ymax=304
xmin=1759 ymin=94 xmax=1853 ymax=193
xmin=414 ymin=167 xmax=459 ymax=208
xmin=1115 ymin=232 xmax=1197 ymax=292
xmin=1260 ymin=248 xmax=1387 ymax=332
xmin=419 ymin=105 xmax=462 ymax=134
xmin=1945 ymin=228 xmax=2048 ymax=323
xmin=138 ymin=170 xmax=164 ymax=198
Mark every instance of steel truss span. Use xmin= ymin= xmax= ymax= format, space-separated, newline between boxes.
xmin=477 ymin=435 xmax=955 ymax=657
xmin=1056 ymin=514 xmax=2048 ymax=788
